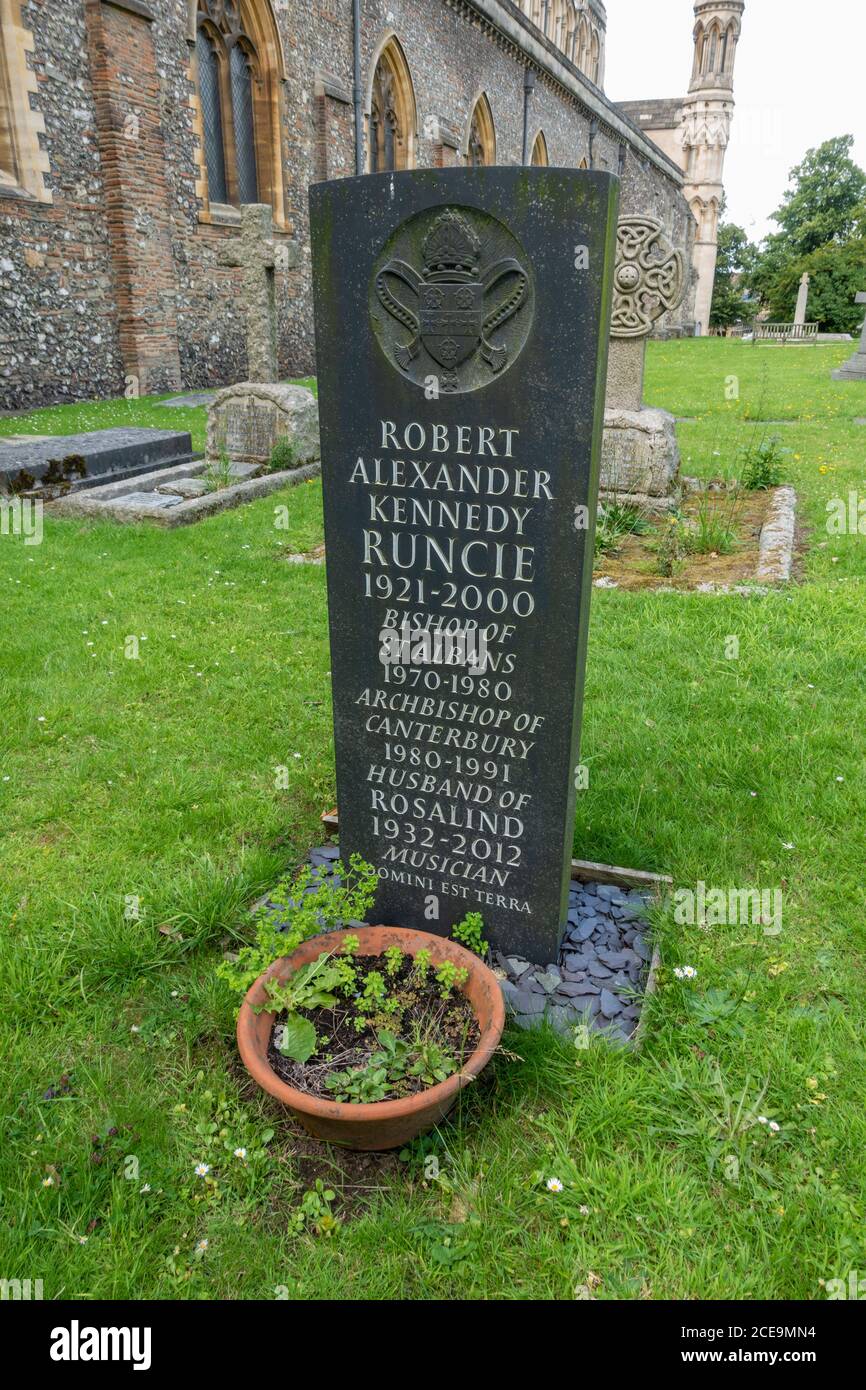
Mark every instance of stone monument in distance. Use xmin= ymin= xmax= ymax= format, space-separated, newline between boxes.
xmin=831 ymin=292 xmax=866 ymax=381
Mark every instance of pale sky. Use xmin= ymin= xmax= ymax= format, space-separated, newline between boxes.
xmin=604 ymin=0 xmax=866 ymax=243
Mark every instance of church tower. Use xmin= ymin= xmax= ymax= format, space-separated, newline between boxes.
xmin=681 ymin=2 xmax=745 ymax=332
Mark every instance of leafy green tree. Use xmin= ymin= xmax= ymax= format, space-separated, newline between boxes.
xmin=749 ymin=136 xmax=866 ymax=330
xmin=710 ymin=222 xmax=759 ymax=328
xmin=764 ymin=237 xmax=866 ymax=332
xmin=771 ymin=135 xmax=866 ymax=257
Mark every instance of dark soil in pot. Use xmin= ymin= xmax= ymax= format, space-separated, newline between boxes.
xmin=265 ymin=953 xmax=480 ymax=1101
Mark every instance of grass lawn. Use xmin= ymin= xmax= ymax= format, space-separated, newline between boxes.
xmin=1 ymin=340 xmax=864 ymax=1300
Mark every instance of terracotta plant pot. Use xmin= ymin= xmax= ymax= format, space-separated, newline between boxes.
xmin=237 ymin=925 xmax=505 ymax=1151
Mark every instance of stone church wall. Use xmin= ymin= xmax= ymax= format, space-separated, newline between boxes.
xmin=0 ymin=0 xmax=694 ymax=409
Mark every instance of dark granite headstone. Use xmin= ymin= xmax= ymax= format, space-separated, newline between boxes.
xmin=0 ymin=428 xmax=195 ymax=496
xmin=310 ymin=168 xmax=619 ymax=960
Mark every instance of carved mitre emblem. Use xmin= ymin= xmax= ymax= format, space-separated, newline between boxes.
xmin=374 ymin=208 xmax=530 ymax=392
xmin=611 ymin=215 xmax=685 ymax=338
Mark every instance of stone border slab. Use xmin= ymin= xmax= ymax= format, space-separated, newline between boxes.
xmin=49 ymin=460 xmax=320 ymax=527
xmin=755 ymin=484 xmax=797 ymax=583
xmin=319 ymin=807 xmax=665 ymax=1051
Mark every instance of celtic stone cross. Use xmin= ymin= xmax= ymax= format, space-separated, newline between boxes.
xmin=606 ymin=215 xmax=685 ymax=412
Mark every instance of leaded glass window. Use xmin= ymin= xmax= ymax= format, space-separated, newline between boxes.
xmin=230 ymin=43 xmax=258 ymax=204
xmin=196 ymin=28 xmax=227 ymax=204
xmin=370 ymin=61 xmax=399 ymax=173
xmin=196 ymin=0 xmax=262 ymax=208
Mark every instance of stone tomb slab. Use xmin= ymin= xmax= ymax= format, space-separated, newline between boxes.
xmin=309 ymin=168 xmax=619 ymax=962
xmin=160 ymin=392 xmax=216 ymax=410
xmin=0 ymin=427 xmax=195 ymax=496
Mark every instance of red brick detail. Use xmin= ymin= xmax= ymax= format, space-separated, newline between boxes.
xmin=83 ymin=0 xmax=181 ymax=394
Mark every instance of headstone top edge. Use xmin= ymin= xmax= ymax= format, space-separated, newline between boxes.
xmin=310 ymin=166 xmax=622 ymax=198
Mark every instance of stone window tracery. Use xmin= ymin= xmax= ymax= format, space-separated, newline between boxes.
xmin=368 ymin=39 xmax=415 ymax=172
xmin=192 ymin=0 xmax=285 ymax=222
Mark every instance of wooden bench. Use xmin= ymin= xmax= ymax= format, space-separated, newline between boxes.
xmin=752 ymin=322 xmax=818 ymax=345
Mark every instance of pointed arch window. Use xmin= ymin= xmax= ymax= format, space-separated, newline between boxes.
xmin=196 ymin=27 xmax=228 ymax=203
xmin=368 ymin=39 xmax=415 ymax=172
xmin=466 ymin=94 xmax=496 ymax=168
xmin=194 ymin=0 xmax=289 ymax=216
xmin=531 ymin=131 xmax=549 ymax=167
xmin=0 ymin=0 xmax=50 ymax=202
xmin=229 ymin=42 xmax=258 ymax=202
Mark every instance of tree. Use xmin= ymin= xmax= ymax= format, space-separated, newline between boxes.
xmin=749 ymin=136 xmax=866 ymax=330
xmin=771 ymin=135 xmax=866 ymax=257
xmin=710 ymin=222 xmax=759 ymax=328
xmin=764 ymin=237 xmax=866 ymax=333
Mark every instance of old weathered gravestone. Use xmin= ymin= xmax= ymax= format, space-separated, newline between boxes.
xmin=794 ymin=271 xmax=810 ymax=327
xmin=831 ymin=292 xmax=866 ymax=381
xmin=602 ymin=215 xmax=685 ymax=511
xmin=206 ymin=382 xmax=320 ymax=470
xmin=310 ymin=168 xmax=619 ymax=960
xmin=0 ymin=428 xmax=195 ymax=496
xmin=218 ymin=203 xmax=299 ymax=382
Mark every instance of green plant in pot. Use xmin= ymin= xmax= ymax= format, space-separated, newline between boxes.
xmin=228 ymin=857 xmax=505 ymax=1150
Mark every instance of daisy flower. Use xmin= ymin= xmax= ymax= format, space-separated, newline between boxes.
xmin=546 ymin=1177 xmax=564 ymax=1193
xmin=194 ymin=1162 xmax=211 ymax=1178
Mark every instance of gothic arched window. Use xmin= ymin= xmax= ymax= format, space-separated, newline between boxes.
xmin=196 ymin=25 xmax=228 ymax=203
xmin=577 ymin=18 xmax=589 ymax=73
xmin=531 ymin=131 xmax=549 ymax=167
xmin=466 ymin=94 xmax=496 ymax=168
xmin=0 ymin=0 xmax=50 ymax=202
xmin=193 ymin=0 xmax=285 ymax=220
xmin=368 ymin=39 xmax=416 ymax=173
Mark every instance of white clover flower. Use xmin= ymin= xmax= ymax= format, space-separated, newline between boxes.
xmin=194 ymin=1163 xmax=211 ymax=1178
xmin=546 ymin=1177 xmax=564 ymax=1193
